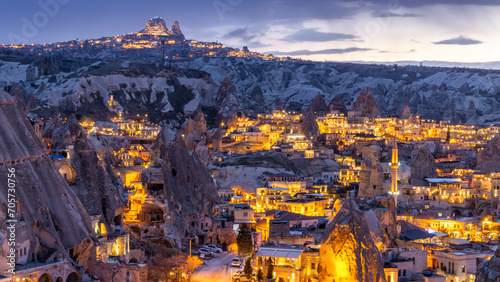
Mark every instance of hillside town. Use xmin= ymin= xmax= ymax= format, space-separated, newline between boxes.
xmin=2 ymin=11 xmax=500 ymax=282
xmin=2 ymin=81 xmax=498 ymax=282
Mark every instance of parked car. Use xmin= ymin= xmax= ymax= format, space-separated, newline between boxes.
xmin=203 ymin=244 xmax=222 ymax=253
xmin=231 ymin=257 xmax=243 ymax=267
xmin=198 ymin=248 xmax=215 ymax=258
xmin=232 ymin=271 xmax=256 ymax=282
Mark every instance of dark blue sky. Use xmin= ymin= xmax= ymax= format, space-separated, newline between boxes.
xmin=2 ymin=0 xmax=499 ymax=63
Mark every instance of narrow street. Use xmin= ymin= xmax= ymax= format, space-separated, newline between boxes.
xmin=192 ymin=251 xmax=242 ymax=282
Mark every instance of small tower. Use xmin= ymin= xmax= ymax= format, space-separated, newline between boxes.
xmin=389 ymin=132 xmax=400 ymax=206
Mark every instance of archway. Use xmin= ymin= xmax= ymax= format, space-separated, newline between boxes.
xmin=66 ymin=272 xmax=82 ymax=282
xmin=56 ymin=277 xmax=63 ymax=282
xmin=58 ymin=165 xmax=75 ymax=184
xmin=38 ymin=273 xmax=54 ymax=282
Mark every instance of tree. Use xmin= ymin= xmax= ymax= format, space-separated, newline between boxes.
xmin=217 ymin=227 xmax=236 ymax=251
xmin=185 ymin=255 xmax=204 ymax=281
xmin=266 ymin=257 xmax=274 ymax=279
xmin=244 ymin=257 xmax=252 ymax=279
xmin=236 ymin=223 xmax=253 ymax=257
xmin=257 ymin=269 xmax=263 ymax=282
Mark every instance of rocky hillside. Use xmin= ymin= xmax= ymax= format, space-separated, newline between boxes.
xmin=2 ymin=56 xmax=500 ymax=124
xmin=0 ymin=90 xmax=94 ymax=272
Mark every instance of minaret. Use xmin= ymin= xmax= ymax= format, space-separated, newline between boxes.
xmin=389 ymin=134 xmax=399 ymax=207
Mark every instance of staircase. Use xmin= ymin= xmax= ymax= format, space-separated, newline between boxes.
xmin=38 ymin=247 xmax=57 ymax=263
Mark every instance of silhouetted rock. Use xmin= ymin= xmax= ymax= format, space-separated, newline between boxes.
xmin=409 ymin=144 xmax=437 ymax=185
xmin=250 ymin=85 xmax=264 ymax=104
xmin=351 ymin=87 xmax=380 ymax=118
xmin=274 ymin=97 xmax=284 ymax=111
xmin=478 ymin=134 xmax=500 ymax=172
xmin=328 ymin=94 xmax=347 ymax=115
xmin=301 ymin=109 xmax=319 ymax=138
xmin=306 ymin=93 xmax=329 ymax=115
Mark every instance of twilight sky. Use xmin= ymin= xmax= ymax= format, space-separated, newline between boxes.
xmin=1 ymin=0 xmax=500 ymax=64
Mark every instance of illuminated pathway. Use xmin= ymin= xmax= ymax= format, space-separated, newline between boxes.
xmin=192 ymin=251 xmax=239 ymax=282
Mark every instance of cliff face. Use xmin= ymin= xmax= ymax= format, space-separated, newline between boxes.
xmin=0 ymin=90 xmax=93 ymax=272
xmin=148 ymin=133 xmax=218 ymax=247
xmin=319 ymin=198 xmax=386 ymax=282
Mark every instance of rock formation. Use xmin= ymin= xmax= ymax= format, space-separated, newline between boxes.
xmin=274 ymin=97 xmax=284 ymax=111
xmin=147 ymin=133 xmax=218 ymax=247
xmin=478 ymin=133 xmax=500 ymax=172
xmin=216 ymin=76 xmax=240 ymax=120
xmin=9 ymin=83 xmax=26 ymax=113
xmin=300 ymin=109 xmax=319 ymax=138
xmin=138 ymin=17 xmax=184 ymax=40
xmin=476 ymin=247 xmax=500 ymax=281
xmin=250 ymin=85 xmax=265 ymax=104
xmin=401 ymin=105 xmax=411 ymax=118
xmin=351 ymin=87 xmax=381 ymax=118
xmin=319 ymin=198 xmax=386 ymax=282
xmin=409 ymin=144 xmax=438 ymax=185
xmin=0 ymin=90 xmax=94 ymax=273
xmin=328 ymin=95 xmax=348 ymax=115
xmin=41 ymin=116 xmax=124 ymax=238
xmin=306 ymin=93 xmax=329 ymax=115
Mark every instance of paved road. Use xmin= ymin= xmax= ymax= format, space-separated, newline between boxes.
xmin=192 ymin=251 xmax=242 ymax=282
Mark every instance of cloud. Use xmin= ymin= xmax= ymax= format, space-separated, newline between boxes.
xmin=267 ymin=47 xmax=372 ymax=56
xmin=433 ymin=36 xmax=482 ymax=45
xmin=349 ymin=0 xmax=500 ymax=7
xmin=222 ymin=27 xmax=256 ymax=42
xmin=283 ymin=28 xmax=357 ymax=42
xmin=371 ymin=11 xmax=422 ymax=18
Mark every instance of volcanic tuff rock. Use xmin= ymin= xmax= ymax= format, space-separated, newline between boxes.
xmin=328 ymin=94 xmax=348 ymax=115
xmin=351 ymin=87 xmax=380 ymax=118
xmin=147 ymin=133 xmax=218 ymax=246
xmin=44 ymin=118 xmax=124 ymax=228
xmin=476 ymin=247 xmax=500 ymax=281
xmin=250 ymin=85 xmax=265 ymax=104
xmin=409 ymin=144 xmax=438 ymax=185
xmin=274 ymin=97 xmax=284 ymax=111
xmin=306 ymin=93 xmax=329 ymax=115
xmin=478 ymin=133 xmax=500 ymax=172
xmin=0 ymin=90 xmax=93 ymax=272
xmin=319 ymin=198 xmax=386 ymax=282
xmin=301 ymin=109 xmax=319 ymax=138
xmin=216 ymin=76 xmax=236 ymax=105
xmin=138 ymin=17 xmax=185 ymax=40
